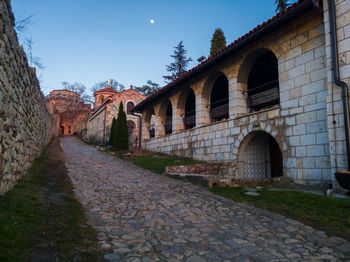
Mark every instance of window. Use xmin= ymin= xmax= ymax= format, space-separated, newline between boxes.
xmin=127 ymin=102 xmax=134 ymax=114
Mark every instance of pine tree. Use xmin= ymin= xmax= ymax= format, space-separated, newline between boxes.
xmin=163 ymin=41 xmax=192 ymax=83
xmin=109 ymin=117 xmax=117 ymax=145
xmin=275 ymin=0 xmax=290 ymax=13
xmin=115 ymin=102 xmax=129 ymax=150
xmin=210 ymin=28 xmax=226 ymax=56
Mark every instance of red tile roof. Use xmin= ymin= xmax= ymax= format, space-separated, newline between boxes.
xmin=95 ymin=87 xmax=118 ymax=95
xmin=134 ymin=0 xmax=316 ymax=111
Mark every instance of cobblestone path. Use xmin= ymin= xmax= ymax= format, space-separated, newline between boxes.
xmin=61 ymin=137 xmax=350 ymax=262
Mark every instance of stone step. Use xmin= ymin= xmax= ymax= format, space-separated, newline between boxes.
xmin=166 ymin=172 xmax=229 ymax=187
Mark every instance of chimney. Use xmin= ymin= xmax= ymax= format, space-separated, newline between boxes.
xmin=130 ymin=85 xmax=134 ymax=90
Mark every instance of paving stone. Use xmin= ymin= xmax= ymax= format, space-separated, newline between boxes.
xmin=61 ymin=137 xmax=350 ymax=260
xmin=104 ymin=253 xmax=121 ymax=261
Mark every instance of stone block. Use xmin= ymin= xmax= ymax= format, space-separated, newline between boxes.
xmin=288 ymin=64 xmax=306 ymax=79
xmin=293 ymin=124 xmax=306 ymax=135
xmin=305 ymin=57 xmax=325 ymax=73
xmin=280 ymin=79 xmax=295 ymax=92
xmin=339 ymin=37 xmax=350 ymax=53
xmin=289 ymin=87 xmax=301 ymax=99
xmin=289 ymin=136 xmax=301 ymax=146
xmin=315 ymin=157 xmax=331 ymax=168
xmin=285 ymin=116 xmax=296 ymax=126
xmin=295 ymin=50 xmax=314 ymax=66
xmin=307 ymin=145 xmax=325 ymax=157
xmin=282 ymin=98 xmax=299 ymax=109
xmin=314 ymin=46 xmax=326 ymax=59
xmin=311 ymin=68 xmax=327 ymax=82
xmin=316 ymin=132 xmax=329 ymax=144
xmin=339 ymin=63 xmax=350 ymax=79
xmin=284 ymin=158 xmax=297 ymax=168
xmin=289 ymin=107 xmax=303 ymax=115
xmin=295 ymin=73 xmax=311 ymax=87
xmin=299 ymin=94 xmax=316 ymax=106
xmin=304 ymin=102 xmax=326 ymax=112
xmin=296 ymin=146 xmax=307 ymax=157
xmin=301 ymin=80 xmax=325 ymax=96
xmin=301 ymin=134 xmax=316 ymax=145
xmin=286 ymin=46 xmax=302 ymax=60
xmin=296 ymin=111 xmax=317 ymax=124
xmin=267 ymin=108 xmax=280 ymax=119
xmin=302 ymin=157 xmax=316 ymax=168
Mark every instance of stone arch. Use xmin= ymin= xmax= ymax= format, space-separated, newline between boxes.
xmin=157 ymin=98 xmax=173 ymax=135
xmin=233 ymin=124 xmax=284 ymax=179
xmin=237 ymin=48 xmax=280 ymax=112
xmin=142 ymin=107 xmax=155 ymax=140
xmin=201 ymin=71 xmax=229 ymax=123
xmin=176 ymin=87 xmax=196 ymax=130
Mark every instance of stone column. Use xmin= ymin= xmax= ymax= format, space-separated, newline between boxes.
xmin=193 ymin=81 xmax=210 ymax=127
xmin=155 ymin=115 xmax=165 ymax=138
xmin=169 ymin=93 xmax=184 ymax=132
xmin=230 ymin=79 xmax=248 ymax=118
xmin=141 ymin=111 xmax=150 ymax=141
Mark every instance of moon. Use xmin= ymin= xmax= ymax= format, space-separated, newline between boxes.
xmin=150 ymin=19 xmax=155 ymax=24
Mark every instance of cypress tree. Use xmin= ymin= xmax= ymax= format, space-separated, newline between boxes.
xmin=109 ymin=117 xmax=117 ymax=145
xmin=210 ymin=28 xmax=226 ymax=56
xmin=115 ymin=102 xmax=129 ymax=150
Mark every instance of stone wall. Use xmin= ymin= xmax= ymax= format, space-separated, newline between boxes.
xmin=0 ymin=0 xmax=54 ymax=194
xmin=323 ymin=0 xmax=350 ymax=187
xmin=142 ymin=9 xmax=333 ymax=185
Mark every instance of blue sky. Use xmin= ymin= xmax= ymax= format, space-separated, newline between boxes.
xmin=12 ymin=0 xmax=297 ymax=95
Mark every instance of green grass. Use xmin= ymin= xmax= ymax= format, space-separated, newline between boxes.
xmin=120 ymin=152 xmax=201 ymax=174
xmin=210 ymin=187 xmax=350 ymax=241
xmin=0 ymin=139 xmax=104 ymax=262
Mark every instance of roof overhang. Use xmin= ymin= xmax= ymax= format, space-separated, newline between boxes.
xmin=133 ymin=0 xmax=318 ymax=112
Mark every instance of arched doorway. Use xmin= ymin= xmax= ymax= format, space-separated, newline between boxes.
xmin=184 ymin=89 xmax=196 ymax=129
xmin=238 ymin=131 xmax=282 ymax=179
xmin=210 ymin=73 xmax=229 ymax=122
xmin=247 ymin=50 xmax=279 ymax=112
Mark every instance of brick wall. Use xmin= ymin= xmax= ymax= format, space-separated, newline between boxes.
xmin=0 ymin=0 xmax=54 ymax=194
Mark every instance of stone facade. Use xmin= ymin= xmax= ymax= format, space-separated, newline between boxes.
xmin=0 ymin=0 xmax=54 ymax=194
xmin=46 ymin=90 xmax=91 ymax=136
xmin=136 ymin=0 xmax=350 ymax=187
xmin=87 ymin=86 xmax=145 ymax=147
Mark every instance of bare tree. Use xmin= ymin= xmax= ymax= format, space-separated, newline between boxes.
xmin=91 ymin=79 xmax=125 ymax=94
xmin=15 ymin=15 xmax=34 ymax=34
xmin=24 ymin=37 xmax=45 ymax=69
xmin=61 ymin=81 xmax=93 ymax=104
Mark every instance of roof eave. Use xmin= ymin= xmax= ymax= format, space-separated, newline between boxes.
xmin=134 ymin=0 xmax=316 ymax=112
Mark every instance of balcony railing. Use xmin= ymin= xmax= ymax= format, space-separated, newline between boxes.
xmin=210 ymin=98 xmax=229 ymax=121
xmin=246 ymin=80 xmax=279 ymax=110
xmin=184 ymin=110 xmax=196 ymax=129
xmin=165 ymin=117 xmax=172 ymax=134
